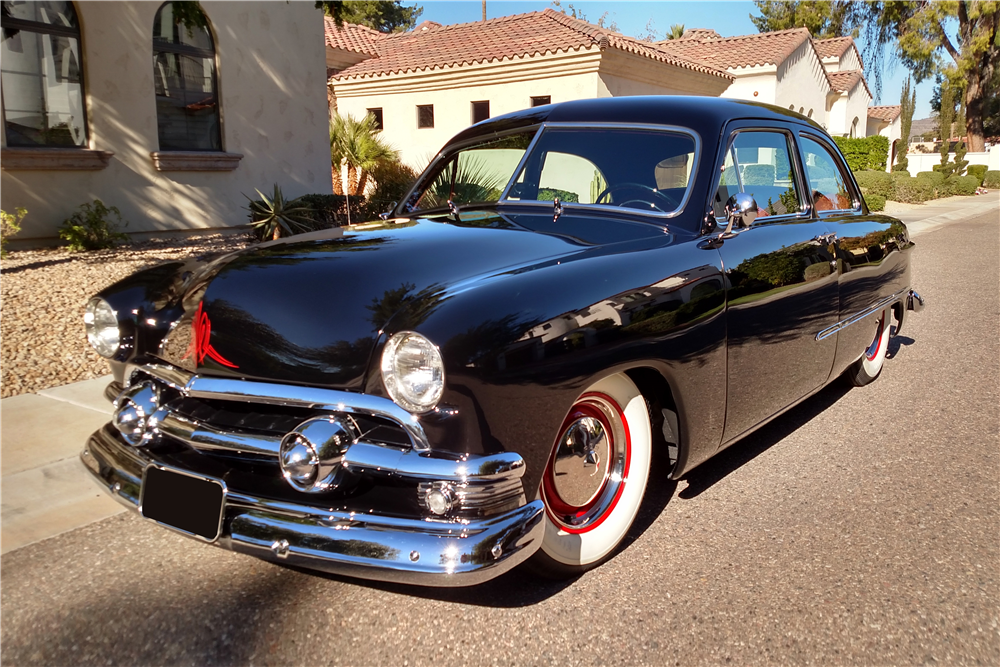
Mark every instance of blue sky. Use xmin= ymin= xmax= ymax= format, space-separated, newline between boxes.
xmin=411 ymin=1 xmax=936 ymax=119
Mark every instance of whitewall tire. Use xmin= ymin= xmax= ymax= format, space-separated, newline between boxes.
xmin=531 ymin=373 xmax=652 ymax=577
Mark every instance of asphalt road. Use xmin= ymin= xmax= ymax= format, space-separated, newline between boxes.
xmin=2 ymin=207 xmax=997 ymax=666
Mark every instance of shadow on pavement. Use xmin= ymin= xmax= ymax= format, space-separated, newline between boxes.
xmin=678 ymin=380 xmax=852 ymax=499
xmin=886 ymin=334 xmax=915 ymax=359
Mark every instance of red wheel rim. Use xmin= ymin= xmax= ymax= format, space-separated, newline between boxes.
xmin=542 ymin=392 xmax=631 ymax=534
xmin=865 ymin=313 xmax=885 ymax=361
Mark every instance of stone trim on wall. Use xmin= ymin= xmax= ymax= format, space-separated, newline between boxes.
xmin=1 ymin=148 xmax=114 ymax=170
xmin=150 ymin=151 xmax=243 ymax=171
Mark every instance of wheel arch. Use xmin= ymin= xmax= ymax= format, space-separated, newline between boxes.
xmin=623 ymin=365 xmax=684 ymax=479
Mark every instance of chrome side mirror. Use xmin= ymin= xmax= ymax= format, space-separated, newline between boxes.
xmin=724 ymin=193 xmax=758 ymax=233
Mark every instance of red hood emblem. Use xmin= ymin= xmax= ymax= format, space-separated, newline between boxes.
xmin=183 ymin=302 xmax=238 ymax=368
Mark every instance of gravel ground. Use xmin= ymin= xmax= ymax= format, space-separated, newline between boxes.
xmin=0 ymin=234 xmax=249 ymax=399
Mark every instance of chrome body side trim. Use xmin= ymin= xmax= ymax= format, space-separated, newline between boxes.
xmin=81 ymin=427 xmax=544 ymax=586
xmin=815 ymin=288 xmax=911 ymax=341
xmin=126 ymin=363 xmax=431 ymax=451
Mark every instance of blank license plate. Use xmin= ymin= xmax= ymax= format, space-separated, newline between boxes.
xmin=141 ymin=466 xmax=225 ymax=541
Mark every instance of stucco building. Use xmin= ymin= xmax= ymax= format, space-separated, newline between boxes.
xmin=326 ymin=9 xmax=733 ymax=167
xmin=326 ymin=12 xmax=894 ymax=172
xmin=1 ymin=1 xmax=331 ymax=243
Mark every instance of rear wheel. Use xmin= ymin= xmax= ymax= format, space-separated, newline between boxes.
xmin=530 ymin=373 xmax=652 ymax=578
xmin=845 ymin=309 xmax=891 ymax=386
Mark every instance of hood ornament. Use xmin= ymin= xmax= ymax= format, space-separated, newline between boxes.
xmin=183 ymin=302 xmax=238 ymax=368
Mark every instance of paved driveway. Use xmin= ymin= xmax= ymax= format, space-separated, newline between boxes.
xmin=2 ymin=202 xmax=997 ymax=666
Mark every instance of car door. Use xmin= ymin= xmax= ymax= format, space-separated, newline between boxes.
xmin=706 ymin=123 xmax=840 ymax=446
xmin=796 ymin=132 xmax=912 ymax=378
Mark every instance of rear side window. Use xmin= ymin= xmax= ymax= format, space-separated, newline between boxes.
xmin=713 ymin=131 xmax=803 ymax=220
xmin=800 ymin=136 xmax=856 ymax=212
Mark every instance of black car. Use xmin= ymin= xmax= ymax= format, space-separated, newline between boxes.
xmin=81 ymin=96 xmax=924 ymax=586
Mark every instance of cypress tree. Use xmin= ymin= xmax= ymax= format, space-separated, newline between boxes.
xmin=895 ymin=77 xmax=916 ymax=173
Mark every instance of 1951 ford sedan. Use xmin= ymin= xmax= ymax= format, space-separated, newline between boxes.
xmin=81 ymin=97 xmax=924 ymax=586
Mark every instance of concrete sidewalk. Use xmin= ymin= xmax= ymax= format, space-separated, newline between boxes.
xmin=1 ymin=375 xmax=124 ymax=555
xmin=0 ymin=194 xmax=995 ymax=556
xmin=891 ymin=193 xmax=999 ymax=236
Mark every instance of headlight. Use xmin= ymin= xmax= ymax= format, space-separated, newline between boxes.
xmin=84 ymin=297 xmax=120 ymax=358
xmin=380 ymin=331 xmax=445 ymax=413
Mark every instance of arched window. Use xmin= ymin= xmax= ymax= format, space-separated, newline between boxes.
xmin=1 ymin=1 xmax=87 ymax=147
xmin=850 ymin=116 xmax=859 ymax=138
xmin=152 ymin=2 xmax=220 ymax=151
xmin=807 ymin=109 xmax=813 ymax=118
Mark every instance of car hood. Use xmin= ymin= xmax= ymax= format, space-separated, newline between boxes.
xmin=155 ymin=210 xmax=673 ymax=389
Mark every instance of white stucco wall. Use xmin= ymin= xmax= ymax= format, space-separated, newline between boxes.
xmin=904 ymin=148 xmax=998 ymax=176
xmin=333 ymin=48 xmax=731 ymax=169
xmin=838 ymin=48 xmax=862 ymax=73
xmin=827 ymin=80 xmax=871 ymax=137
xmin=334 ymin=50 xmax=604 ymax=169
xmin=719 ymin=68 xmax=777 ymax=105
xmin=598 ymin=51 xmax=732 ymax=99
xmin=773 ymin=41 xmax=829 ymax=126
xmin=1 ymin=1 xmax=331 ymax=242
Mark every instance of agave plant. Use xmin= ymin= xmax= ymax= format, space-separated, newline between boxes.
xmin=245 ymin=184 xmax=315 ymax=241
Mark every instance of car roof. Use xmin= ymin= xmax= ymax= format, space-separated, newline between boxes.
xmin=448 ymin=95 xmax=827 ymax=146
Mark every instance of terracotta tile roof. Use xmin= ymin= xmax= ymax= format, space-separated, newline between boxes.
xmin=867 ymin=105 xmax=901 ymax=122
xmin=675 ymin=28 xmax=721 ymax=41
xmin=812 ymin=36 xmax=853 ymax=60
xmin=330 ymin=9 xmax=732 ymax=81
xmin=323 ymin=17 xmax=383 ymax=56
xmin=812 ymin=35 xmax=863 ymax=68
xmin=827 ymin=69 xmax=864 ymax=93
xmin=654 ymin=27 xmax=814 ymax=69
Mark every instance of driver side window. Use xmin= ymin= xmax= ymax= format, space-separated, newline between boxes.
xmin=713 ymin=131 xmax=803 ymax=220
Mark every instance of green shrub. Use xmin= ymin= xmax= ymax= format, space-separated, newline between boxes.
xmin=298 ymin=193 xmax=369 ymax=228
xmin=892 ymin=178 xmax=930 ymax=204
xmin=983 ymin=171 xmax=1000 ymax=188
xmin=832 ymin=135 xmax=890 ymax=172
xmin=891 ymin=170 xmax=914 ymax=183
xmin=59 ymin=200 xmax=129 ymax=251
xmin=948 ymin=175 xmax=980 ymax=196
xmin=364 ymin=160 xmax=420 ymax=219
xmin=1 ymin=207 xmax=26 ymax=258
xmin=864 ymin=193 xmax=886 ymax=211
xmin=967 ymin=164 xmax=987 ymax=185
xmin=917 ymin=170 xmax=945 ymax=185
xmin=854 ymin=171 xmax=895 ymax=199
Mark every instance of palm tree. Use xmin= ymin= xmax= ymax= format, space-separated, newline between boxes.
xmin=330 ymin=113 xmax=399 ymax=196
xmin=666 ymin=23 xmax=685 ymax=40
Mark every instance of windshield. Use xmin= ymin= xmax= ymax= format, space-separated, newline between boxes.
xmin=403 ymin=125 xmax=698 ymax=218
xmin=405 ymin=132 xmax=535 ymax=212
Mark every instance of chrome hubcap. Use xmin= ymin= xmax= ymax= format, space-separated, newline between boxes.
xmin=551 ymin=416 xmax=611 ymax=507
xmin=543 ymin=393 xmax=630 ymax=532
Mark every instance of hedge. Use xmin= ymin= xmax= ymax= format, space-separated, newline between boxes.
xmin=832 ymin=135 xmax=890 ymax=172
xmin=948 ymin=175 xmax=980 ymax=196
xmin=891 ymin=177 xmax=930 ymax=203
xmin=984 ymin=171 xmax=1000 ymax=188
xmin=854 ymin=171 xmax=895 ymax=199
xmin=916 ymin=170 xmax=945 ymax=185
xmin=864 ymin=193 xmax=886 ymax=211
xmin=967 ymin=164 xmax=987 ymax=186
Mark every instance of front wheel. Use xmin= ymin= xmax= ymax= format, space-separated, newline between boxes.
xmin=845 ymin=309 xmax=891 ymax=386
xmin=530 ymin=373 xmax=652 ymax=578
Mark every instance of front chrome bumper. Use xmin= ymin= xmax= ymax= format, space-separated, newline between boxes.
xmin=82 ymin=425 xmax=545 ymax=586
